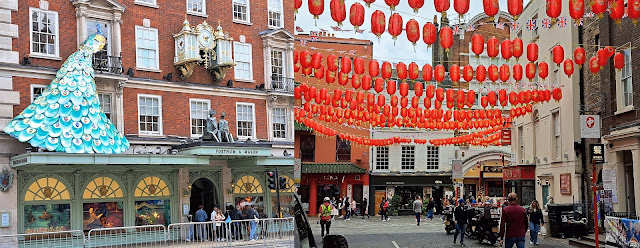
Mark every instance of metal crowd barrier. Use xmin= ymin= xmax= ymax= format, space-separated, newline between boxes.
xmin=0 ymin=217 xmax=295 ymax=248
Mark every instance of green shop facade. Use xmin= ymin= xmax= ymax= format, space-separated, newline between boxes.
xmin=11 ymin=143 xmax=294 ymax=234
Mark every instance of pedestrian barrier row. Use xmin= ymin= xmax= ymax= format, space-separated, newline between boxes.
xmin=0 ymin=217 xmax=295 ymax=248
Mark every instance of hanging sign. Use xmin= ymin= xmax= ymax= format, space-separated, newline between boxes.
xmin=452 ymin=160 xmax=464 ymax=179
xmin=560 ymin=173 xmax=572 ymax=195
xmin=580 ymin=115 xmax=601 ymax=138
xmin=590 ymin=144 xmax=605 ymax=164
xmin=294 ymin=159 xmax=301 ymax=186
xmin=501 ymin=129 xmax=512 ymax=146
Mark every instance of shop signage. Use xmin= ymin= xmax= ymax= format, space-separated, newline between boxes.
xmin=293 ymin=159 xmax=301 ymax=186
xmin=386 ymin=182 xmax=405 ymax=185
xmin=504 ymin=168 xmax=521 ymax=179
xmin=560 ymin=173 xmax=571 ymax=195
xmin=580 ymin=115 xmax=601 ymax=139
xmin=452 ymin=160 xmax=463 ymax=179
xmin=501 ymin=129 xmax=512 ymax=145
xmin=590 ymin=144 xmax=605 ymax=164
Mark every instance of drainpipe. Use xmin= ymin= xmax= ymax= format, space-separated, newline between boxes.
xmin=578 ymin=24 xmax=590 ymax=229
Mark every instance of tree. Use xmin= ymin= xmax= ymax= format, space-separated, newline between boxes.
xmin=388 ymin=194 xmax=403 ymax=216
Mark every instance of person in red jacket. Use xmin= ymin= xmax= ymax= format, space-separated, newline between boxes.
xmin=499 ymin=193 xmax=529 ymax=248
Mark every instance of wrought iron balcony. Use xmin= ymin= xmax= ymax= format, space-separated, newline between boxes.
xmin=93 ymin=52 xmax=123 ymax=74
xmin=270 ymin=75 xmax=294 ymax=92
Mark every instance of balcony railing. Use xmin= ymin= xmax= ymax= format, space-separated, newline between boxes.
xmin=270 ymin=75 xmax=294 ymax=92
xmin=92 ymin=52 xmax=123 ymax=74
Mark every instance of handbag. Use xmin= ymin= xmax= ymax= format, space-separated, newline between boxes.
xmin=224 ymin=215 xmax=231 ymax=224
xmin=540 ymin=226 xmax=547 ymax=236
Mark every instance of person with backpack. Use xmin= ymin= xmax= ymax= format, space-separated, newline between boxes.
xmin=380 ymin=198 xmax=389 ymax=221
xmin=318 ymin=197 xmax=333 ymax=237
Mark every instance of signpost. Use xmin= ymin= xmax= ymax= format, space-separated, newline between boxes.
xmin=590 ymin=144 xmax=605 ymax=248
xmin=452 ymin=160 xmax=463 ymax=199
xmin=580 ymin=115 xmax=601 ymax=139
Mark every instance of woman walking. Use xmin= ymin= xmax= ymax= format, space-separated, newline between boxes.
xmin=528 ymin=200 xmax=544 ymax=245
xmin=426 ymin=198 xmax=435 ymax=220
xmin=350 ymin=198 xmax=357 ymax=218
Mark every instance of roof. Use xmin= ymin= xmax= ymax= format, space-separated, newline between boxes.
xmin=302 ymin=163 xmax=366 ymax=174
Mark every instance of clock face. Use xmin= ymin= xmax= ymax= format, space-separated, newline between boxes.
xmin=198 ymin=29 xmax=214 ymax=49
xmin=177 ymin=36 xmax=185 ymax=51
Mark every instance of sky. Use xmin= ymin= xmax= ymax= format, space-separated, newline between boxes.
xmin=295 ymin=0 xmax=530 ymax=64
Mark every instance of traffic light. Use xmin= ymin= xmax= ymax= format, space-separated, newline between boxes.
xmin=267 ymin=171 xmax=277 ymax=190
xmin=278 ymin=177 xmax=287 ymax=190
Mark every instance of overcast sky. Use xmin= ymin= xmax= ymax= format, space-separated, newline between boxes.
xmin=295 ymin=0 xmax=530 ymax=64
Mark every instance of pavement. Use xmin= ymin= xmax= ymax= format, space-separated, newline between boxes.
xmin=309 ymin=215 xmax=574 ymax=248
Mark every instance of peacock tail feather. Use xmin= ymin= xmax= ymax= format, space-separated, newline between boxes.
xmin=3 ymin=34 xmax=130 ymax=154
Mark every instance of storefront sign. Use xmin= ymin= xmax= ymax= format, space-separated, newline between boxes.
xmin=386 ymin=182 xmax=405 ymax=185
xmin=501 ymin=129 xmax=512 ymax=145
xmin=560 ymin=173 xmax=571 ymax=195
xmin=293 ymin=159 xmax=301 ymax=186
xmin=590 ymin=144 xmax=605 ymax=164
xmin=371 ymin=175 xmax=452 ymax=186
xmin=503 ymin=166 xmax=536 ymax=180
xmin=504 ymin=168 xmax=521 ymax=179
xmin=580 ymin=115 xmax=601 ymax=138
xmin=452 ymin=160 xmax=464 ymax=179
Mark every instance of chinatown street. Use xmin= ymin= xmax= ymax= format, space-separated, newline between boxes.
xmin=310 ymin=215 xmax=573 ymax=248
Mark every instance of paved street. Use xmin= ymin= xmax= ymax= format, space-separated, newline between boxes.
xmin=310 ymin=215 xmax=573 ymax=248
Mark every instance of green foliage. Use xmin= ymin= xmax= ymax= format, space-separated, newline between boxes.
xmin=388 ymin=194 xmax=403 ymax=216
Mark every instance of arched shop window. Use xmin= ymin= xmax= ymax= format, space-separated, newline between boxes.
xmin=270 ymin=175 xmax=295 ymax=218
xmin=234 ymin=175 xmax=265 ymax=217
xmin=23 ymin=177 xmax=71 ymax=233
xmin=82 ymin=177 xmax=124 ymax=231
xmin=134 ymin=176 xmax=171 ymax=226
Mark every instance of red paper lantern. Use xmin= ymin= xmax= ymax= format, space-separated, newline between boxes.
xmin=434 ymin=65 xmax=446 ymax=83
xmin=388 ymin=13 xmax=403 ymax=41
xmin=396 ymin=62 xmax=408 ymax=81
xmin=326 ymin=71 xmax=336 ymax=84
xmin=552 ymin=88 xmax=562 ymax=101
xmin=300 ymin=50 xmax=311 ymax=68
xmin=330 ymin=0 xmax=347 ymax=26
xmin=501 ymin=39 xmax=513 ymax=60
xmin=467 ymin=90 xmax=476 ymax=107
xmin=513 ymin=64 xmax=523 ymax=82
xmin=527 ymin=43 xmax=538 ymax=62
xmin=552 ymin=45 xmax=564 ymax=66
xmin=436 ymin=88 xmax=445 ymax=102
xmin=308 ymin=0 xmax=325 ymax=20
xmin=512 ymin=38 xmax=523 ymax=61
xmin=390 ymin=95 xmax=398 ymax=106
xmin=387 ymin=80 xmax=397 ymax=95
xmin=369 ymin=60 xmax=380 ymax=78
xmin=294 ymin=63 xmax=301 ymax=73
xmin=400 ymin=82 xmax=409 ymax=97
xmin=406 ymin=19 xmax=421 ymax=46
xmin=597 ymin=48 xmax=609 ymax=68
xmin=311 ymin=52 xmax=323 ymax=69
xmin=423 ymin=64 xmax=433 ymax=82
xmin=569 ymin=0 xmax=585 ymax=20
xmin=440 ymin=27 xmax=453 ymax=53
xmin=446 ymin=89 xmax=455 ymax=104
xmin=538 ymin=62 xmax=549 ymax=80
xmin=499 ymin=64 xmax=510 ymax=83
xmin=363 ymin=0 xmax=376 ymax=7
xmin=564 ymin=59 xmax=574 ymax=78
xmin=609 ymin=0 xmax=624 ymax=24
xmin=487 ymin=37 xmax=500 ymax=59
xmin=481 ymin=96 xmax=489 ymax=108
xmin=476 ymin=65 xmax=487 ymax=82
xmin=488 ymin=64 xmax=499 ymax=83
xmin=423 ymin=22 xmax=437 ymax=47
xmin=589 ymin=56 xmax=600 ymax=74
xmin=315 ymin=66 xmax=325 ymax=79
xmin=295 ymin=0 xmax=302 ymax=13
xmin=509 ymin=91 xmax=518 ymax=105
xmin=408 ymin=62 xmax=420 ymax=81
xmin=374 ymin=78 xmax=385 ymax=92
xmin=354 ymin=57 xmax=365 ymax=75
xmin=454 ymin=0 xmax=470 ymax=18
xmin=546 ymin=0 xmax=562 ymax=20
xmin=350 ymin=3 xmax=365 ymax=30
xmin=385 ymin=0 xmax=400 ymax=10
xmin=526 ymin=63 xmax=536 ymax=82
xmin=414 ymin=82 xmax=424 ymax=96
xmin=426 ymin=84 xmax=435 ymax=99
xmin=498 ymin=89 xmax=507 ymax=105
xmin=371 ymin=10 xmax=386 ymax=39
xmin=574 ymin=47 xmax=586 ymax=68
xmin=340 ymin=57 xmax=352 ymax=74
xmin=408 ymin=0 xmax=425 ymax=12
xmin=381 ymin=61 xmax=393 ymax=79
xmin=362 ymin=75 xmax=372 ymax=90
xmin=508 ymin=0 xmax=523 ymax=19
xmin=424 ymin=97 xmax=432 ymax=109
xmin=303 ymin=66 xmax=312 ymax=76
xmin=483 ymin=0 xmax=500 ymax=20
xmin=338 ymin=72 xmax=349 ymax=86
xmin=591 ymin=0 xmax=608 ymax=18
xmin=463 ymin=65 xmax=474 ymax=82
xmin=435 ymin=0 xmax=451 ymax=14
xmin=628 ymin=0 xmax=640 ymax=25
xmin=614 ymin=52 xmax=625 ymax=71
xmin=351 ymin=74 xmax=361 ymax=89
xmin=488 ymin=91 xmax=497 ymax=107
xmin=450 ymin=64 xmax=461 ymax=83
xmin=471 ymin=34 xmax=484 ymax=57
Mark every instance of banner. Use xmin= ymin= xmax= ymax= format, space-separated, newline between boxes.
xmin=605 ymin=216 xmax=640 ymax=247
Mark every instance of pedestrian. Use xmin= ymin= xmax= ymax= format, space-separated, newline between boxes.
xmin=213 ymin=208 xmax=226 ymax=241
xmin=498 ymin=193 xmax=529 ymax=248
xmin=350 ymin=198 xmax=357 ymax=218
xmin=471 ymin=196 xmax=477 ymax=204
xmin=379 ymin=198 xmax=389 ymax=221
xmin=337 ymin=197 xmax=344 ymax=219
xmin=344 ymin=197 xmax=351 ymax=220
xmin=318 ymin=197 xmax=333 ymax=237
xmin=453 ymin=199 xmax=468 ymax=246
xmin=210 ymin=206 xmax=219 ymax=241
xmin=227 ymin=205 xmax=244 ymax=240
xmin=361 ymin=197 xmax=370 ymax=219
xmin=426 ymin=198 xmax=435 ymax=220
xmin=194 ymin=205 xmax=208 ymax=241
xmin=528 ymin=200 xmax=544 ymax=245
xmin=331 ymin=197 xmax=339 ymax=220
xmin=413 ymin=196 xmax=423 ymax=226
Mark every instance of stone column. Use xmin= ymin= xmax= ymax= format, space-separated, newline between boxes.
xmin=112 ymin=13 xmax=122 ymax=56
xmin=632 ymin=149 xmax=640 ymax=217
xmin=76 ymin=7 xmax=87 ymax=46
xmin=178 ymin=167 xmax=190 ymax=223
xmin=115 ymin=81 xmax=125 ymax=132
xmin=309 ymin=177 xmax=317 ymax=215
xmin=262 ymin=40 xmax=272 ymax=89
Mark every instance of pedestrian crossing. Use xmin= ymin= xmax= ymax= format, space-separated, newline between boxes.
xmin=311 ymin=215 xmax=447 ymax=236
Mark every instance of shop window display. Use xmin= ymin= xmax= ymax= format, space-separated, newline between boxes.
xmin=24 ymin=204 xmax=71 ymax=233
xmin=83 ymin=202 xmax=123 ymax=230
xmin=235 ymin=196 xmax=265 ymax=217
xmin=135 ymin=200 xmax=170 ymax=226
xmin=271 ymin=195 xmax=294 ymax=218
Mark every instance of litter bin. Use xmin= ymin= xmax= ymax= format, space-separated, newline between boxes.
xmin=547 ymin=204 xmax=587 ymax=238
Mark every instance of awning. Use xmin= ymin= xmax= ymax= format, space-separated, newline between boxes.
xmin=10 ymin=152 xmax=210 ymax=167
xmin=302 ymin=163 xmax=366 ymax=174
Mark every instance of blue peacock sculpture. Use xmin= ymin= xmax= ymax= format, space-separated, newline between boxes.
xmin=3 ymin=30 xmax=130 ymax=154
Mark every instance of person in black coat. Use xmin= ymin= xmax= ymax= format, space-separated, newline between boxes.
xmin=528 ymin=200 xmax=544 ymax=245
xmin=226 ymin=205 xmax=244 ymax=240
xmin=453 ymin=199 xmax=468 ymax=246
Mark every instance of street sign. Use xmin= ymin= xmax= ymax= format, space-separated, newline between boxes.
xmin=580 ymin=115 xmax=601 ymax=138
xmin=590 ymin=144 xmax=605 ymax=164
xmin=501 ymin=129 xmax=512 ymax=145
xmin=451 ymin=160 xmax=463 ymax=179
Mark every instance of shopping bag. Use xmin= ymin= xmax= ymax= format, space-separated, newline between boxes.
xmin=540 ymin=226 xmax=547 ymax=236
xmin=225 ymin=215 xmax=231 ymax=224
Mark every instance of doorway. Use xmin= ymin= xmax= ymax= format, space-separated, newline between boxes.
xmin=190 ymin=178 xmax=217 ymax=218
xmin=624 ymin=151 xmax=635 ymax=216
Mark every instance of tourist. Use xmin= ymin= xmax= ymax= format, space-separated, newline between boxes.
xmin=361 ymin=197 xmax=370 ymax=219
xmin=210 ymin=206 xmax=219 ymax=241
xmin=227 ymin=205 xmax=244 ymax=240
xmin=244 ymin=205 xmax=259 ymax=241
xmin=528 ymin=200 xmax=544 ymax=245
xmin=318 ymin=197 xmax=333 ymax=237
xmin=194 ymin=205 xmax=208 ymax=241
xmin=213 ymin=208 xmax=226 ymax=241
xmin=344 ymin=197 xmax=351 ymax=220
xmin=331 ymin=197 xmax=339 ymax=220
xmin=413 ymin=196 xmax=423 ymax=226
xmin=426 ymin=197 xmax=435 ymax=221
xmin=350 ymin=198 xmax=357 ymax=218
xmin=453 ymin=199 xmax=468 ymax=246
xmin=471 ymin=196 xmax=477 ymax=204
xmin=337 ymin=197 xmax=344 ymax=219
xmin=499 ymin=193 xmax=528 ymax=248
xmin=379 ymin=198 xmax=389 ymax=221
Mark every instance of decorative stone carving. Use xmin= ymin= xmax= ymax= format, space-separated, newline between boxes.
xmin=189 ymin=170 xmax=221 ymax=185
xmin=177 ymin=62 xmax=197 ymax=80
xmin=0 ymin=168 xmax=14 ymax=192
xmin=116 ymin=81 xmax=126 ymax=96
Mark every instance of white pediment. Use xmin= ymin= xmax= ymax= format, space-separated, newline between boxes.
xmin=260 ymin=28 xmax=294 ymax=41
xmin=72 ymin=0 xmax=126 ymax=12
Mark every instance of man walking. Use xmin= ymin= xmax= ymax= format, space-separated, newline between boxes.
xmin=361 ymin=198 xmax=369 ymax=219
xmin=413 ymin=196 xmax=423 ymax=226
xmin=453 ymin=199 xmax=467 ymax=246
xmin=194 ymin=205 xmax=208 ymax=241
xmin=499 ymin=193 xmax=529 ymax=248
xmin=244 ymin=205 xmax=259 ymax=241
xmin=318 ymin=197 xmax=333 ymax=237
xmin=344 ymin=197 xmax=351 ymax=220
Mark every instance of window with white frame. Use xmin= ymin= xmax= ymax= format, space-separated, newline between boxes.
xmin=30 ymin=8 xmax=59 ymax=57
xmin=272 ymin=107 xmax=287 ymax=139
xmin=553 ymin=112 xmax=561 ymax=159
xmin=233 ymin=0 xmax=250 ymax=22
xmin=621 ymin=48 xmax=633 ymax=107
xmin=98 ymin=93 xmax=112 ymax=120
xmin=135 ymin=26 xmax=159 ymax=70
xmin=233 ymin=42 xmax=252 ymax=80
xmin=190 ymin=99 xmax=210 ymax=137
xmin=31 ymin=85 xmax=47 ymax=102
xmin=519 ymin=126 xmax=524 ymax=160
xmin=268 ymin=0 xmax=282 ymax=28
xmin=375 ymin=147 xmax=389 ymax=170
xmin=138 ymin=95 xmax=162 ymax=135
xmin=271 ymin=49 xmax=285 ymax=88
xmin=187 ymin=0 xmax=205 ymax=14
xmin=236 ymin=103 xmax=255 ymax=138
xmin=426 ymin=146 xmax=439 ymax=170
xmin=401 ymin=146 xmax=415 ymax=170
